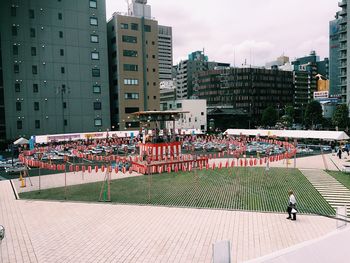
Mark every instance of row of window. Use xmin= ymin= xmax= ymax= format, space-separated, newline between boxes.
xmin=123 ymin=79 xmax=138 ymax=85
xmin=14 ymin=83 xmax=101 ymax=94
xmin=124 ymin=93 xmax=139 ymax=100
xmin=11 ymin=6 xmax=63 ymax=20
xmin=15 ymin=66 xmax=101 ymax=77
xmin=16 ymin=101 xmax=103 ymax=111
xmin=120 ymin=23 xmax=151 ymax=32
xmin=16 ymin=118 xmax=103 ymax=130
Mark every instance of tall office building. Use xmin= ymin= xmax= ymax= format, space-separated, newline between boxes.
xmin=107 ymin=0 xmax=160 ymax=130
xmin=158 ymin=25 xmax=173 ymax=81
xmin=175 ymin=50 xmax=230 ymax=99
xmin=329 ymin=16 xmax=340 ymax=94
xmin=338 ymin=0 xmax=348 ymax=103
xmin=0 ymin=0 xmax=110 ymax=141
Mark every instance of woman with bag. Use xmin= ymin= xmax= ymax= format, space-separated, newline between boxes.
xmin=287 ymin=190 xmax=297 ymax=221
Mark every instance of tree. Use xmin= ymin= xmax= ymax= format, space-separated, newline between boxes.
xmin=280 ymin=105 xmax=295 ymax=127
xmin=332 ymin=104 xmax=349 ymax=130
xmin=304 ymin=101 xmax=323 ymax=129
xmin=261 ymin=106 xmax=278 ymax=127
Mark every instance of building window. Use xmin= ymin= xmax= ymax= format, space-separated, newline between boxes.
xmin=12 ymin=25 xmax=17 ymax=36
xmin=32 ymin=65 xmax=38 ymax=74
xmin=90 ymin=17 xmax=98 ymax=26
xmin=16 ymin=102 xmax=21 ymax=111
xmin=123 ymin=64 xmax=138 ymax=71
xmin=201 ymin=125 xmax=205 ymax=130
xmin=201 ymin=112 xmax=204 ymax=116
xmin=13 ymin=45 xmax=18 ymax=55
xmin=58 ymin=13 xmax=62 ymax=20
xmin=34 ymin=102 xmax=39 ymax=111
xmin=121 ymin=23 xmax=128 ymax=29
xmin=33 ymin=84 xmax=38 ymax=93
xmin=90 ymin=34 xmax=98 ymax=43
xmin=125 ymin=107 xmax=139 ymax=114
xmin=152 ymin=41 xmax=155 ymax=45
xmin=123 ymin=79 xmax=138 ymax=85
xmin=14 ymin=64 xmax=19 ymax=73
xmin=89 ymin=0 xmax=97 ymax=8
xmin=153 ymin=82 xmax=156 ymax=86
xmin=31 ymin=47 xmax=36 ymax=56
xmin=30 ymin=28 xmax=36 ymax=38
xmin=35 ymin=120 xmax=40 ymax=129
xmin=15 ymin=83 xmax=20 ymax=92
xmin=59 ymin=31 xmax=63 ymax=38
xmin=94 ymin=118 xmax=102 ymax=126
xmin=93 ymin=102 xmax=101 ymax=110
xmin=60 ymin=49 xmax=64 ymax=56
xmin=124 ymin=93 xmax=139 ymax=100
xmin=153 ymin=96 xmax=156 ymax=99
xmin=29 ymin=9 xmax=35 ymax=19
xmin=64 ymin=119 xmax=68 ymax=126
xmin=63 ymin=102 xmax=67 ymax=108
xmin=111 ymin=26 xmax=114 ymax=31
xmin=152 ymin=68 xmax=156 ymax=72
xmin=93 ymin=85 xmax=101 ymax=93
xmin=131 ymin=23 xmax=138 ymax=30
xmin=92 ymin=68 xmax=100 ymax=77
xmin=123 ymin=50 xmax=138 ymax=57
xmin=61 ymin=67 xmax=65 ymax=73
xmin=144 ymin=25 xmax=151 ymax=32
xmin=152 ymin=55 xmax=155 ymax=59
xmin=11 ymin=6 xmax=16 ymax=17
xmin=177 ymin=103 xmax=182 ymax=108
xmin=17 ymin=120 xmax=22 ymax=129
xmin=91 ymin=52 xmax=99 ymax=60
xmin=122 ymin=35 xmax=137 ymax=43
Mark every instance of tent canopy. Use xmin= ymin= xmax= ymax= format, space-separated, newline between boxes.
xmin=13 ymin=137 xmax=29 ymax=145
xmin=224 ymin=129 xmax=349 ymax=141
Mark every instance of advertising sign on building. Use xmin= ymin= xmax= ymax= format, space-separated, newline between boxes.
xmin=313 ymin=91 xmax=329 ymax=100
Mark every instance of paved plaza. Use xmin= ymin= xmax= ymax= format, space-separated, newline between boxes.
xmin=1 ymin=154 xmax=350 ymax=262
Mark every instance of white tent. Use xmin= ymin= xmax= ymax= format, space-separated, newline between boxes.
xmin=13 ymin=137 xmax=29 ymax=145
xmin=224 ymin=129 xmax=350 ymax=141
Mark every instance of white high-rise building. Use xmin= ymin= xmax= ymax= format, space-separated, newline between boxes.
xmin=158 ymin=25 xmax=173 ymax=81
xmin=338 ymin=0 xmax=349 ymax=103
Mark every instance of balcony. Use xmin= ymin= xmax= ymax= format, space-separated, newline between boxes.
xmin=340 ymin=43 xmax=348 ymax=50
xmin=339 ymin=0 xmax=347 ymax=7
xmin=339 ymin=18 xmax=347 ymax=25
xmin=339 ymin=25 xmax=347 ymax=33
xmin=340 ymin=9 xmax=348 ymax=17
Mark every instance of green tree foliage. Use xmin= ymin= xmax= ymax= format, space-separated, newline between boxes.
xmin=304 ymin=101 xmax=323 ymax=128
xmin=332 ymin=104 xmax=349 ymax=130
xmin=262 ymin=106 xmax=278 ymax=127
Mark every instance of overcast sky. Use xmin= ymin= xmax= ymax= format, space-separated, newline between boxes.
xmin=106 ymin=0 xmax=339 ymax=66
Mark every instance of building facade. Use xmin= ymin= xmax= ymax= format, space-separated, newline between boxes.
xmin=175 ymin=51 xmax=230 ymax=99
xmin=193 ymin=67 xmax=294 ymax=127
xmin=158 ymin=25 xmax=172 ymax=82
xmin=160 ymin=80 xmax=176 ymax=111
xmin=329 ymin=16 xmax=341 ymax=96
xmin=107 ymin=0 xmax=160 ymax=130
xmin=338 ymin=0 xmax=348 ymax=104
xmin=0 ymin=0 xmax=111 ymax=140
xmin=164 ymin=99 xmax=207 ymax=131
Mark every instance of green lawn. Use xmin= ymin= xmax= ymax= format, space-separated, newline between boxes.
xmin=328 ymin=171 xmax=350 ymax=190
xmin=20 ymin=167 xmax=335 ymax=215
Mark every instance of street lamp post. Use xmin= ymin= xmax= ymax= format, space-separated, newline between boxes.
xmin=37 ymin=153 xmax=43 ymax=193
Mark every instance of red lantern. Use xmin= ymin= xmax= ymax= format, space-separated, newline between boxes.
xmin=95 ymin=165 xmax=98 ymax=173
xmin=88 ymin=166 xmax=92 ymax=173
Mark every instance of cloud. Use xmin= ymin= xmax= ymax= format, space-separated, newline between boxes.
xmin=233 ymin=40 xmax=276 ymax=66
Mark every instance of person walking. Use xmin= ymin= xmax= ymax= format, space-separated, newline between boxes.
xmin=337 ymin=148 xmax=342 ymax=160
xmin=287 ymin=190 xmax=297 ymax=221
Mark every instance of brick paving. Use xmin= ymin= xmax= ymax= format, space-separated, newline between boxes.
xmin=0 ymin=179 xmax=337 ymax=263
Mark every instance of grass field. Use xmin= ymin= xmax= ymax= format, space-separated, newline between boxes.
xmin=20 ymin=167 xmax=335 ymax=215
xmin=328 ymin=171 xmax=350 ymax=190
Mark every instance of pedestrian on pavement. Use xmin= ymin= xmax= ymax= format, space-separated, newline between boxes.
xmin=287 ymin=190 xmax=297 ymax=221
xmin=338 ymin=148 xmax=342 ymax=159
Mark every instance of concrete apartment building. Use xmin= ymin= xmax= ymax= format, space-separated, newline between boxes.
xmin=0 ymin=0 xmax=110 ymax=141
xmin=107 ymin=0 xmax=160 ymax=130
xmin=158 ymin=25 xmax=173 ymax=82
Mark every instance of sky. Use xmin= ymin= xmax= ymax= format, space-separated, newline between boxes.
xmin=106 ymin=0 xmax=339 ymax=66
